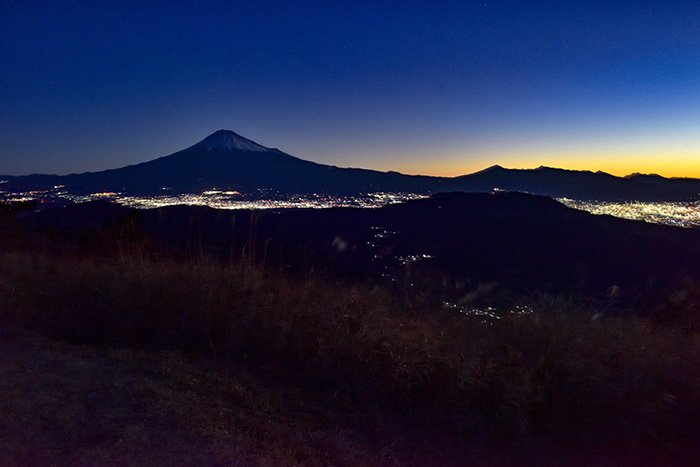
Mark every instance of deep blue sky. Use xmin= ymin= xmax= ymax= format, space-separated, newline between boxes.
xmin=2 ymin=0 xmax=699 ymax=176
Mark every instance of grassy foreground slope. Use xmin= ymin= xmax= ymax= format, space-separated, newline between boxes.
xmin=3 ymin=200 xmax=700 ymax=464
xmin=0 ymin=327 xmax=388 ymax=465
xmin=2 ymin=245 xmax=700 ymax=464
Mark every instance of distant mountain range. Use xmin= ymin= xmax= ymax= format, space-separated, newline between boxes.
xmin=2 ymin=129 xmax=699 ymax=201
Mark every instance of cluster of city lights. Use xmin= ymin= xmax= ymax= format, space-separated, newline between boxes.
xmin=396 ymin=254 xmax=435 ymax=265
xmin=4 ymin=186 xmax=700 ymax=230
xmin=0 ymin=188 xmax=426 ymax=211
xmin=114 ymin=191 xmax=425 ymax=210
xmin=0 ymin=188 xmax=58 ymax=204
xmin=558 ymin=198 xmax=700 ymax=229
xmin=441 ymin=302 xmax=535 ymax=324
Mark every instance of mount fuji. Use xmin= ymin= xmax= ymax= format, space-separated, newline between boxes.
xmin=1 ymin=130 xmax=444 ymax=196
xmin=1 ymin=130 xmax=698 ymax=201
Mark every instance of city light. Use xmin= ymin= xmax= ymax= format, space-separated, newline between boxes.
xmin=558 ymin=198 xmax=700 ymax=229
xmin=3 ymin=187 xmax=700 ymax=230
xmin=0 ymin=188 xmax=427 ymax=211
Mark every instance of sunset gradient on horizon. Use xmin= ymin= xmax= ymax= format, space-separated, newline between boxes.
xmin=1 ymin=1 xmax=699 ymax=178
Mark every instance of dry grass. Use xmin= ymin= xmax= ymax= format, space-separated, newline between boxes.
xmin=2 ymin=247 xmax=700 ymax=453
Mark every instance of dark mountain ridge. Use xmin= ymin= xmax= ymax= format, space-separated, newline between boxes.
xmin=1 ymin=130 xmax=443 ymax=196
xmin=17 ymin=192 xmax=700 ymax=309
xmin=451 ymin=165 xmax=698 ymax=201
xmin=2 ymin=130 xmax=698 ymax=201
xmin=625 ymin=172 xmax=700 ymax=195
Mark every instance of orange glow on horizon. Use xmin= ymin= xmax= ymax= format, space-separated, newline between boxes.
xmin=363 ymin=153 xmax=700 ymax=179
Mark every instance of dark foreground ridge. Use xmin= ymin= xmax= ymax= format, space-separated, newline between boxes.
xmin=3 ymin=192 xmax=700 ymax=463
xmin=17 ymin=191 xmax=700 ymax=310
xmin=2 ymin=130 xmax=699 ymax=200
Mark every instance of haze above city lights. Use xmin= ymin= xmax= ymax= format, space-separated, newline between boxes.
xmin=1 ymin=1 xmax=699 ymax=177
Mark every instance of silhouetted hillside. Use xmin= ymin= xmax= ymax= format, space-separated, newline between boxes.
xmin=449 ymin=165 xmax=700 ymax=201
xmin=19 ymin=192 xmax=700 ymax=308
xmin=626 ymin=172 xmax=700 ymax=194
xmin=6 ymin=192 xmax=700 ymax=464
xmin=2 ymin=130 xmax=699 ymax=201
xmin=1 ymin=130 xmax=443 ymax=196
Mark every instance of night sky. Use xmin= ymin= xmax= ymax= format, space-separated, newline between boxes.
xmin=2 ymin=0 xmax=699 ymax=177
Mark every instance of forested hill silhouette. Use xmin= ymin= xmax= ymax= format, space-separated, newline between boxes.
xmin=19 ymin=192 xmax=700 ymax=308
xmin=451 ymin=165 xmax=699 ymax=201
xmin=625 ymin=172 xmax=700 ymax=195
xmin=2 ymin=130 xmax=698 ymax=201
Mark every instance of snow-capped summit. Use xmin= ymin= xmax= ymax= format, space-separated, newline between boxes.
xmin=3 ymin=128 xmax=697 ymax=201
xmin=196 ymin=129 xmax=270 ymax=153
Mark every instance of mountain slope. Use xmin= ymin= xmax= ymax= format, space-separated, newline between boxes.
xmin=625 ymin=173 xmax=700 ymax=195
xmin=448 ymin=165 xmax=697 ymax=201
xmin=1 ymin=130 xmax=444 ymax=196
xmin=2 ymin=130 xmax=699 ymax=201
